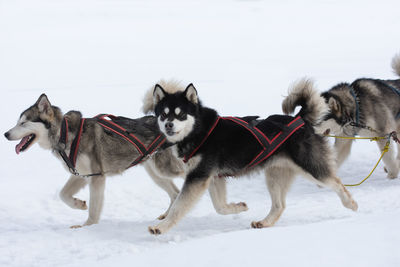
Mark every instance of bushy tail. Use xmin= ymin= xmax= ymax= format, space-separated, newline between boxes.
xmin=282 ymin=78 xmax=328 ymax=125
xmin=142 ymin=79 xmax=185 ymax=114
xmin=391 ymin=53 xmax=400 ymax=77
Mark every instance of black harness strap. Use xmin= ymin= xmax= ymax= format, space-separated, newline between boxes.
xmin=183 ymin=116 xmax=305 ymax=171
xmin=183 ymin=117 xmax=221 ymax=163
xmin=58 ymin=118 xmax=94 ymax=176
xmin=95 ymin=114 xmax=166 ymax=167
xmin=223 ymin=116 xmax=305 ymax=169
xmin=57 ymin=114 xmax=165 ymax=177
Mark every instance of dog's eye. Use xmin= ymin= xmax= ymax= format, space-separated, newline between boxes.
xmin=177 ymin=112 xmax=186 ymax=120
xmin=161 ymin=112 xmax=167 ymax=120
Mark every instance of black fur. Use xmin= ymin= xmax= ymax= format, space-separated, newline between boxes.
xmin=156 ymin=91 xmax=332 ymax=183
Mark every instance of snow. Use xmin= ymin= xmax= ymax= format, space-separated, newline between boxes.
xmin=1 ymin=0 xmax=400 ymax=266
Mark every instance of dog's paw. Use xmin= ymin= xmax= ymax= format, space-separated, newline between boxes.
xmin=216 ymin=202 xmax=249 ymax=215
xmin=348 ymin=200 xmax=358 ymax=211
xmin=157 ymin=213 xmax=167 ymax=220
xmin=148 ymin=226 xmax=162 ymax=235
xmin=384 ymin=166 xmax=398 ymax=179
xmin=70 ymin=224 xmax=83 ymax=229
xmin=73 ymin=198 xmax=87 ymax=210
xmin=251 ymin=221 xmax=271 ymax=229
xmin=387 ymin=172 xmax=398 ymax=179
xmin=236 ymin=202 xmax=249 ymax=212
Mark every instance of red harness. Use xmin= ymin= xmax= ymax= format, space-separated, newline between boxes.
xmin=58 ymin=114 xmax=166 ymax=176
xmin=183 ymin=116 xmax=305 ymax=170
xmin=95 ymin=114 xmax=166 ymax=167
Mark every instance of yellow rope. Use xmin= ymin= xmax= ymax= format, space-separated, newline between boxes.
xmin=323 ymin=134 xmax=391 ymax=187
xmin=344 ymin=140 xmax=390 ymax=187
xmin=324 ymin=134 xmax=387 ymax=141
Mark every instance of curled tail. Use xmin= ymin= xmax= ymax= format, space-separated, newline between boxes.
xmin=391 ymin=53 xmax=400 ymax=77
xmin=282 ymin=78 xmax=328 ymax=125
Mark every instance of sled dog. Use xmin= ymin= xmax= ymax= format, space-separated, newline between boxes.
xmin=147 ymin=80 xmax=358 ymax=235
xmin=4 ymin=84 xmax=247 ymax=228
xmin=287 ymin=54 xmax=400 ymax=178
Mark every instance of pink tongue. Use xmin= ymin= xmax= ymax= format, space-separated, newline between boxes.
xmin=15 ymin=136 xmax=30 ymax=155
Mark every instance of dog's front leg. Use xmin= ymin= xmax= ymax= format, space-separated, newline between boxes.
xmin=144 ymin=162 xmax=180 ymax=220
xmin=148 ymin=174 xmax=212 ymax=235
xmin=59 ymin=175 xmax=88 ymax=210
xmin=71 ymin=175 xmax=106 ymax=228
xmin=84 ymin=175 xmax=106 ymax=226
xmin=209 ymin=177 xmax=248 ymax=215
xmin=378 ymin=140 xmax=399 ymax=179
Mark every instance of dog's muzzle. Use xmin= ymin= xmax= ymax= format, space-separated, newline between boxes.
xmin=165 ymin=122 xmax=175 ymax=136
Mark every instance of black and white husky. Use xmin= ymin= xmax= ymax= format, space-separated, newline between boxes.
xmin=4 ymin=84 xmax=247 ymax=228
xmin=288 ymin=54 xmax=400 ymax=179
xmin=148 ymin=80 xmax=358 ymax=235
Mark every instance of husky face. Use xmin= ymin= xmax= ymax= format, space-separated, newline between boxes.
xmin=318 ymin=85 xmax=357 ymax=135
xmin=4 ymin=94 xmax=58 ymax=153
xmin=153 ymin=83 xmax=198 ymax=143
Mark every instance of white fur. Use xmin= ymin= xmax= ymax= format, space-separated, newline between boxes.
xmin=7 ymin=115 xmax=52 ymax=150
xmin=315 ymin=118 xmax=343 ymax=135
xmin=391 ymin=53 xmax=400 ymax=77
xmin=142 ymin=80 xmax=186 ymax=114
xmin=175 ymin=107 xmax=181 ymax=115
xmin=164 ymin=107 xmax=170 ymax=115
xmin=158 ymin=115 xmax=195 ymax=143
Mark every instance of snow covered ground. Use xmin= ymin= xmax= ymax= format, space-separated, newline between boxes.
xmin=1 ymin=0 xmax=400 ymax=266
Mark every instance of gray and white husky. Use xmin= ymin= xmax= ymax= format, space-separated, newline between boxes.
xmin=148 ymin=79 xmax=357 ymax=235
xmin=4 ymin=82 xmax=247 ymax=228
xmin=285 ymin=54 xmax=400 ymax=179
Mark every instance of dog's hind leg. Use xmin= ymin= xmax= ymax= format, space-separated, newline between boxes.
xmin=320 ymin=176 xmax=358 ymax=211
xmin=302 ymin=171 xmax=358 ymax=211
xmin=148 ymin=174 xmax=212 ymax=235
xmin=71 ymin=175 xmax=106 ymax=228
xmin=144 ymin=163 xmax=180 ymax=220
xmin=377 ymin=139 xmax=399 ymax=179
xmin=251 ymin=166 xmax=295 ymax=228
xmin=59 ymin=175 xmax=88 ymax=210
xmin=334 ymin=139 xmax=353 ymax=167
xmin=209 ymin=177 xmax=248 ymax=215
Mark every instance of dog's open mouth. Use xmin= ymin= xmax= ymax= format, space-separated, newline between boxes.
xmin=166 ymin=130 xmax=180 ymax=136
xmin=15 ymin=134 xmax=36 ymax=154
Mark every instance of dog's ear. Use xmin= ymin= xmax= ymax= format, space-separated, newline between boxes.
xmin=184 ymin=83 xmax=198 ymax=104
xmin=153 ymin=84 xmax=166 ymax=105
xmin=36 ymin=94 xmax=53 ymax=116
xmin=328 ymin=97 xmax=341 ymax=114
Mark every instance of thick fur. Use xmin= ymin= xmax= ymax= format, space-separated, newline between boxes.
xmin=282 ymin=78 xmax=329 ymax=125
xmin=142 ymin=79 xmax=186 ymax=114
xmin=5 ymin=93 xmax=247 ymax=228
xmin=285 ymin=54 xmax=400 ymax=178
xmin=148 ymin=83 xmax=357 ymax=235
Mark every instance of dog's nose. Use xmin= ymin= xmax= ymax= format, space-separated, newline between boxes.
xmin=165 ymin=122 xmax=174 ymax=130
xmin=4 ymin=132 xmax=10 ymax=139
